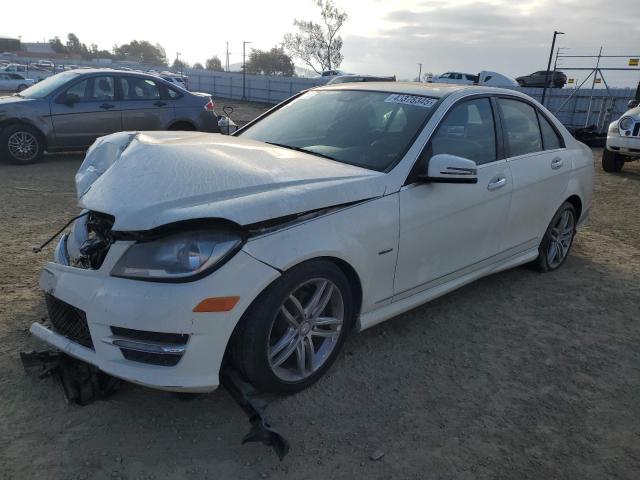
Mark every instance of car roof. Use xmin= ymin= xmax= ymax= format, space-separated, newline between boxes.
xmin=315 ymin=81 xmax=530 ymax=101
xmin=317 ymin=81 xmax=476 ymax=98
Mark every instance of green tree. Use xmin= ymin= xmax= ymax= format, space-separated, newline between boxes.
xmin=192 ymin=62 xmax=204 ymax=70
xmin=283 ymin=0 xmax=347 ymax=74
xmin=172 ymin=58 xmax=189 ymax=70
xmin=205 ymin=56 xmax=223 ymax=71
xmin=246 ymin=48 xmax=295 ymax=76
xmin=49 ymin=37 xmax=66 ymax=53
xmin=66 ymin=33 xmax=85 ymax=54
xmin=113 ymin=40 xmax=167 ymax=65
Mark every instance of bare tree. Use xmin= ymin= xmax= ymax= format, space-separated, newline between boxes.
xmin=283 ymin=0 xmax=348 ymax=75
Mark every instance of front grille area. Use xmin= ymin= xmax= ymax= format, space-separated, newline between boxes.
xmin=44 ymin=294 xmax=94 ymax=349
xmin=110 ymin=326 xmax=189 ymax=367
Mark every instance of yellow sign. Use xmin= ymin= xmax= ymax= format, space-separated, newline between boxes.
xmin=594 ymin=78 xmax=602 ymax=84
xmin=629 ymin=58 xmax=639 ymax=66
xmin=568 ymin=78 xmax=575 ymax=84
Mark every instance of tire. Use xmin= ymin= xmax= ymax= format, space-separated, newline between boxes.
xmin=532 ymin=202 xmax=577 ymax=272
xmin=602 ymin=149 xmax=624 ymax=172
xmin=229 ymin=259 xmax=354 ymax=395
xmin=0 ymin=124 xmax=44 ymax=165
xmin=168 ymin=122 xmax=196 ymax=131
xmin=16 ymin=84 xmax=27 ymax=92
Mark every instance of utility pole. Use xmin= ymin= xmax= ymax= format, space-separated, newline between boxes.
xmin=225 ymin=42 xmax=230 ymax=72
xmin=417 ymin=63 xmax=422 ymax=82
xmin=541 ymin=31 xmax=564 ymax=106
xmin=242 ymin=41 xmax=252 ymax=100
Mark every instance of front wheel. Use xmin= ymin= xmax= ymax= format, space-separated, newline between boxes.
xmin=602 ymin=149 xmax=624 ymax=172
xmin=0 ymin=124 xmax=44 ymax=165
xmin=532 ymin=202 xmax=576 ymax=272
xmin=228 ymin=259 xmax=354 ymax=395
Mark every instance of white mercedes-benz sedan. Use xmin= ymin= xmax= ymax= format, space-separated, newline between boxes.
xmin=32 ymin=83 xmax=594 ymax=394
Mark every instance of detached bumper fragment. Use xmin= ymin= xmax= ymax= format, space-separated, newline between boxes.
xmin=20 ymin=350 xmax=121 ymax=405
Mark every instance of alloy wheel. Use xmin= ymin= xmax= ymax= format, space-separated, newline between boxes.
xmin=7 ymin=131 xmax=38 ymax=162
xmin=268 ymin=278 xmax=344 ymax=382
xmin=547 ymin=209 xmax=575 ymax=269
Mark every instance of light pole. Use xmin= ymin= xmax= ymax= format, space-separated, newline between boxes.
xmin=417 ymin=63 xmax=422 ymax=82
xmin=176 ymin=52 xmax=182 ymax=76
xmin=541 ymin=31 xmax=564 ymax=106
xmin=242 ymin=41 xmax=252 ymax=100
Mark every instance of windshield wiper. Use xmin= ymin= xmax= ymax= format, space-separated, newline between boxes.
xmin=264 ymin=142 xmax=337 ymax=161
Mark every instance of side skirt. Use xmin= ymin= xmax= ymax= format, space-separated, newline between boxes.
xmin=358 ymin=247 xmax=539 ymax=331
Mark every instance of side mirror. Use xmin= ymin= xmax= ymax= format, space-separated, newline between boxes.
xmin=421 ymin=153 xmax=478 ymax=184
xmin=628 ymin=100 xmax=639 ymax=109
xmin=57 ymin=92 xmax=79 ymax=106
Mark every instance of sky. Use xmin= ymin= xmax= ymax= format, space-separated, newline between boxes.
xmin=3 ymin=0 xmax=640 ymax=86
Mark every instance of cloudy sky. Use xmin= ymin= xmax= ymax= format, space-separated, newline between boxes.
xmin=4 ymin=0 xmax=640 ymax=85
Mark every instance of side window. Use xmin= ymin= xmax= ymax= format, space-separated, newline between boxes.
xmin=498 ymin=98 xmax=543 ymax=157
xmin=538 ymin=112 xmax=564 ymax=150
xmin=429 ymin=98 xmax=497 ymax=165
xmin=167 ymin=87 xmax=183 ymax=99
xmin=440 ymin=73 xmax=451 ymax=79
xmin=452 ymin=73 xmax=462 ymax=80
xmin=89 ymin=76 xmax=114 ymax=101
xmin=120 ymin=77 xmax=161 ymax=100
xmin=65 ymin=79 xmax=90 ymax=101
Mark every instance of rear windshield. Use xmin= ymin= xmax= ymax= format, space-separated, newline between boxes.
xmin=18 ymin=71 xmax=82 ymax=99
xmin=239 ymin=89 xmax=437 ymax=172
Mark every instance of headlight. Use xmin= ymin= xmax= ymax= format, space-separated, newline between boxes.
xmin=619 ymin=116 xmax=634 ymax=131
xmin=608 ymin=121 xmax=619 ymax=134
xmin=111 ymin=230 xmax=243 ymax=281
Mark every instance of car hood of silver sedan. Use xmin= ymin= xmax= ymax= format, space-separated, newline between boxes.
xmin=76 ymin=131 xmax=387 ymax=231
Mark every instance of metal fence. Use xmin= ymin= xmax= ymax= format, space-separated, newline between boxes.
xmin=516 ymin=86 xmax=636 ymax=132
xmin=186 ymin=70 xmax=327 ymax=103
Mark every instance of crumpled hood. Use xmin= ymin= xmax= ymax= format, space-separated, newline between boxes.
xmin=77 ymin=131 xmax=386 ymax=231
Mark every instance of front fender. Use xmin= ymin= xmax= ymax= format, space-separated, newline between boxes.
xmin=242 ymin=194 xmax=400 ymax=315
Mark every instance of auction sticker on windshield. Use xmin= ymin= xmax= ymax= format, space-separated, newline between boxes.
xmin=385 ymin=94 xmax=437 ymax=108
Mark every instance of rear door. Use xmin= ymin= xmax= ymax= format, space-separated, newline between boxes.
xmin=50 ymin=75 xmax=122 ymax=148
xmin=119 ymin=76 xmax=174 ymax=131
xmin=497 ymin=97 xmax=569 ymax=250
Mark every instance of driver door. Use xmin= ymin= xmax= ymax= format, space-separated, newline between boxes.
xmin=50 ymin=75 xmax=122 ymax=148
xmin=394 ymin=97 xmax=514 ymax=299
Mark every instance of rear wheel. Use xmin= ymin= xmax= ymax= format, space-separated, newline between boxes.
xmin=602 ymin=149 xmax=624 ymax=172
xmin=168 ymin=122 xmax=196 ymax=131
xmin=229 ymin=259 xmax=354 ymax=395
xmin=16 ymin=84 xmax=28 ymax=92
xmin=0 ymin=124 xmax=44 ymax=165
xmin=532 ymin=202 xmax=576 ymax=272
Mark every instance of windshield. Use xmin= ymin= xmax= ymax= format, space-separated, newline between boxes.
xmin=238 ymin=89 xmax=438 ymax=172
xmin=18 ymin=71 xmax=82 ymax=99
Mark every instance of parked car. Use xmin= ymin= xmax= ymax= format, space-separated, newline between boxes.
xmin=516 ymin=71 xmax=567 ymax=88
xmin=0 ymin=72 xmax=35 ymax=92
xmin=2 ymin=63 xmax=27 ymax=74
xmin=160 ymin=74 xmax=188 ymax=90
xmin=0 ymin=69 xmax=220 ymax=164
xmin=321 ymin=70 xmax=349 ymax=77
xmin=432 ymin=71 xmax=518 ymax=87
xmin=602 ymin=99 xmax=640 ymax=172
xmin=31 ymin=82 xmax=594 ymax=395
xmin=327 ymin=74 xmax=396 ymax=84
xmin=431 ymin=71 xmax=478 ymax=84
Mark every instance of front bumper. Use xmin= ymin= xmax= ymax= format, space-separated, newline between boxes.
xmin=32 ymin=239 xmax=280 ymax=392
xmin=606 ymin=134 xmax=640 ymax=157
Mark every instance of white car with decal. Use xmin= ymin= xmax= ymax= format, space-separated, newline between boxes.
xmin=32 ymin=82 xmax=594 ymax=394
xmin=603 ymin=100 xmax=640 ymax=172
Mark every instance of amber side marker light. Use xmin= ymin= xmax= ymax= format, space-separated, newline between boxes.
xmin=193 ymin=296 xmax=240 ymax=312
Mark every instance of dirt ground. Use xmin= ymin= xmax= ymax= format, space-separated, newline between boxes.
xmin=1 ymin=112 xmax=639 ymax=479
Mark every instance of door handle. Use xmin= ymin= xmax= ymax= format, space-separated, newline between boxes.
xmin=154 ymin=101 xmax=167 ymax=107
xmin=99 ymin=103 xmax=115 ymax=110
xmin=487 ymin=176 xmax=507 ymax=191
xmin=551 ymin=157 xmax=563 ymax=170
